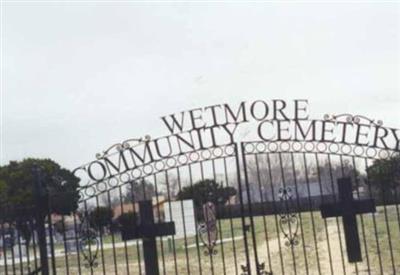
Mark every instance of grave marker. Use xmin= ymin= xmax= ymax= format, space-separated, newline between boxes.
xmin=320 ymin=177 xmax=376 ymax=262
xmin=164 ymin=200 xmax=196 ymax=239
xmin=120 ymin=200 xmax=175 ymax=275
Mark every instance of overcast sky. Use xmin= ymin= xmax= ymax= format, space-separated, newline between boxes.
xmin=1 ymin=2 xmax=399 ymax=169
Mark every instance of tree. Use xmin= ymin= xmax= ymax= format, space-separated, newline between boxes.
xmin=245 ymin=154 xmax=294 ymax=202
xmin=15 ymin=220 xmax=33 ymax=248
xmin=117 ymin=211 xmax=138 ymax=226
xmin=310 ymin=158 xmax=360 ymax=195
xmin=0 ymin=158 xmax=80 ymax=248
xmin=367 ymin=154 xmax=400 ymax=201
xmin=0 ymin=158 xmax=80 ymax=214
xmin=89 ymin=206 xmax=114 ymax=233
xmin=124 ymin=179 xmax=156 ymax=202
xmin=117 ymin=211 xmax=139 ymax=240
xmin=176 ymin=179 xmax=237 ymax=208
xmin=53 ymin=220 xmax=67 ymax=234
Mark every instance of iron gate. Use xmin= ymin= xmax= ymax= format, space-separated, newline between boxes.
xmin=240 ymin=140 xmax=400 ymax=275
xmin=1 ymin=103 xmax=400 ymax=275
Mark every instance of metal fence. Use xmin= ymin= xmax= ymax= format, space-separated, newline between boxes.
xmin=1 ymin=117 xmax=400 ymax=275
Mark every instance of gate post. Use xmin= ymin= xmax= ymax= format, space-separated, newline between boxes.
xmin=33 ymin=166 xmax=49 ymax=275
xmin=234 ymin=143 xmax=253 ymax=275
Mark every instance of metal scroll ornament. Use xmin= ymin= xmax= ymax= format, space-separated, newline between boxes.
xmin=79 ymin=213 xmax=99 ymax=269
xmin=95 ymin=135 xmax=151 ymax=159
xmin=278 ymin=187 xmax=300 ymax=247
xmin=323 ymin=113 xmax=383 ymax=126
xmin=198 ymin=202 xmax=218 ymax=255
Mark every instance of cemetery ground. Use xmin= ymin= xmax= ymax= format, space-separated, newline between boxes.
xmin=1 ymin=205 xmax=399 ymax=275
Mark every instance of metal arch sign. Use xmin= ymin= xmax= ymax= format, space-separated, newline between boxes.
xmin=158 ymin=99 xmax=397 ymax=150
xmin=73 ymin=99 xmax=400 ymax=189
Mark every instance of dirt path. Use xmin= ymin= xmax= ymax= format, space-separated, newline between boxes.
xmin=226 ymin=221 xmax=372 ymax=275
xmin=319 ymin=221 xmax=370 ymax=275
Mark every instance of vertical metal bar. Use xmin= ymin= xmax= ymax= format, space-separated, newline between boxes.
xmin=387 ymin=156 xmax=400 ymax=274
xmin=253 ymin=153 xmax=273 ymax=272
xmin=375 ymin=164 xmax=396 ymax=273
xmin=72 ymin=209 xmax=82 ymax=275
xmin=15 ymin=221 xmax=24 ymax=274
xmin=25 ymin=220 xmax=32 ymax=274
xmin=302 ymin=153 xmax=322 ymax=274
xmin=265 ymin=153 xmax=285 ymax=274
xmin=10 ymin=227 xmax=16 ymax=275
xmin=233 ymin=143 xmax=252 ymax=275
xmin=106 ymin=191 xmax=119 ymax=275
xmin=289 ymin=153 xmax=309 ymax=275
xmin=350 ymin=156 xmax=370 ymax=274
xmin=188 ymin=163 xmax=204 ymax=275
xmin=4 ymin=203 xmax=16 ymax=275
xmin=35 ymin=209 xmax=48 ymax=275
xmin=278 ymin=152 xmax=297 ymax=275
xmin=128 ymin=180 xmax=143 ymax=275
xmin=1 ymin=220 xmax=9 ymax=275
xmin=118 ymin=186 xmax=131 ymax=275
xmin=152 ymin=174 xmax=167 ymax=275
xmin=363 ymin=158 xmax=383 ymax=274
xmin=211 ymin=158 xmax=227 ymax=275
xmin=82 ymin=200 xmax=94 ymax=275
xmin=60 ymin=215 xmax=68 ymax=273
xmin=46 ymin=206 xmax=56 ymax=274
xmin=33 ymin=167 xmax=49 ymax=275
xmin=164 ymin=170 xmax=179 ymax=275
xmin=314 ymin=153 xmax=333 ymax=275
xmin=61 ymin=215 xmax=70 ymax=274
xmin=222 ymin=157 xmax=239 ymax=275
xmin=326 ymin=154 xmax=346 ymax=275
xmin=175 ymin=166 xmax=191 ymax=275
xmin=388 ymin=157 xmax=400 ymax=232
xmin=240 ymin=142 xmax=260 ymax=274
xmin=199 ymin=160 xmax=215 ymax=275
xmin=29 ymin=218 xmax=39 ymax=273
xmin=93 ymin=196 xmax=104 ymax=275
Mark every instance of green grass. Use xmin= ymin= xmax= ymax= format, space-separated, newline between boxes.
xmin=1 ymin=205 xmax=399 ymax=274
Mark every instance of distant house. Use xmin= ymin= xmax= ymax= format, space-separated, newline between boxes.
xmin=48 ymin=214 xmax=81 ymax=247
xmin=112 ymin=196 xmax=167 ymax=222
xmin=284 ymin=182 xmax=335 ymax=198
xmin=50 ymin=213 xmax=80 ymax=226
xmin=284 ymin=181 xmax=368 ymax=200
xmin=242 ymin=179 xmax=369 ymax=204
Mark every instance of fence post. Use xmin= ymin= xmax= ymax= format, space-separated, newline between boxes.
xmin=33 ymin=166 xmax=49 ymax=275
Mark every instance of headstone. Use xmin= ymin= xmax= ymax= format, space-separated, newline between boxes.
xmin=164 ymin=200 xmax=196 ymax=238
xmin=65 ymin=228 xmax=78 ymax=253
xmin=46 ymin=235 xmax=53 ymax=256
xmin=13 ymin=243 xmax=27 ymax=258
xmin=2 ymin=231 xmax=14 ymax=249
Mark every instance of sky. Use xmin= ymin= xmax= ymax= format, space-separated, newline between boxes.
xmin=1 ymin=2 xmax=399 ymax=170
